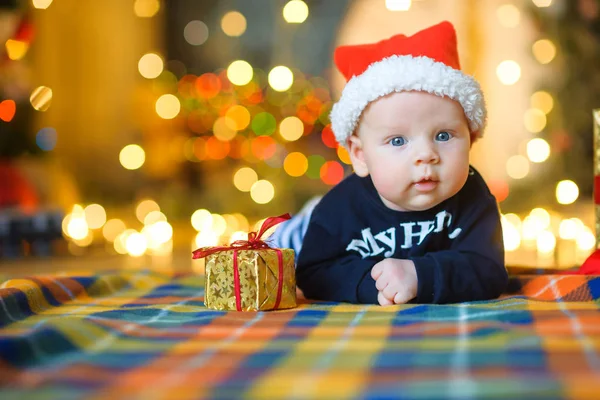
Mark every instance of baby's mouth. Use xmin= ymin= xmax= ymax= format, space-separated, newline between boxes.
xmin=414 ymin=178 xmax=439 ymax=191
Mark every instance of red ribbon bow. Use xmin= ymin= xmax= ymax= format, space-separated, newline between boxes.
xmin=192 ymin=213 xmax=291 ymax=311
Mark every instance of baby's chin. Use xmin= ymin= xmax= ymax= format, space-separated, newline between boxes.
xmin=379 ymin=195 xmax=444 ymax=212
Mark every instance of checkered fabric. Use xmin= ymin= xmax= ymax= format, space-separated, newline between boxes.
xmin=0 ymin=269 xmax=599 ymax=400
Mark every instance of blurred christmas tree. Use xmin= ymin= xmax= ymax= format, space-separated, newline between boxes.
xmin=504 ymin=0 xmax=600 ymax=212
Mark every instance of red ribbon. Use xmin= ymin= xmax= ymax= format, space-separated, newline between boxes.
xmin=595 ymin=176 xmax=600 ymax=205
xmin=193 ymin=213 xmax=291 ymax=311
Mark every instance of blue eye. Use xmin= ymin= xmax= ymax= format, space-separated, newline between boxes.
xmin=390 ymin=137 xmax=406 ymax=146
xmin=436 ymin=131 xmax=452 ymax=141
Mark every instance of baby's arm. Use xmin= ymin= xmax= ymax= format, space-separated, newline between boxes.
xmin=296 ymin=221 xmax=379 ymax=304
xmin=410 ymin=199 xmax=507 ymax=303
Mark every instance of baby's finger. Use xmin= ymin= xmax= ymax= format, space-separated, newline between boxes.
xmin=394 ymin=291 xmax=414 ymax=305
xmin=371 ymin=263 xmax=383 ymax=280
xmin=378 ymin=292 xmax=394 ymax=306
xmin=375 ymin=277 xmax=388 ymax=291
xmin=382 ymin=285 xmax=398 ymax=302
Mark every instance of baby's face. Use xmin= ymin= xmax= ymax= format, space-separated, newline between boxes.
xmin=350 ymin=91 xmax=471 ymax=211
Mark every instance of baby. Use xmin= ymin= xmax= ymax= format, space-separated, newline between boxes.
xmin=271 ymin=21 xmax=508 ymax=305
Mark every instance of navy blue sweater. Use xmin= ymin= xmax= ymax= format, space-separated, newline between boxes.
xmin=295 ymin=167 xmax=508 ymax=304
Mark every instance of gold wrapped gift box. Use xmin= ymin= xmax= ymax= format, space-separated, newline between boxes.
xmin=204 ymin=248 xmax=297 ymax=311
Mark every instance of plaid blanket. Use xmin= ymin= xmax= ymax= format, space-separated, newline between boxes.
xmin=0 ymin=269 xmax=599 ymax=400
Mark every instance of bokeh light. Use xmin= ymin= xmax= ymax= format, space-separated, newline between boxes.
xmin=213 ymin=117 xmax=237 ymax=141
xmin=144 ymin=211 xmax=167 ymax=225
xmin=537 ymin=230 xmax=556 ymax=254
xmin=184 ymin=20 xmax=209 ymax=46
xmin=30 ymin=86 xmax=53 ymax=111
xmin=559 ymin=219 xmax=579 ymax=240
xmin=36 ymin=128 xmax=57 ymax=151
xmin=337 ymin=146 xmax=352 ymax=165
xmin=195 ymin=73 xmax=221 ymax=98
xmin=268 ymin=66 xmax=294 ymax=92
xmin=126 ymin=232 xmax=147 ymax=257
xmin=523 ymin=108 xmax=547 ymax=133
xmin=225 ymin=105 xmax=251 ymax=130
xmin=279 ymin=116 xmax=304 ymax=141
xmin=250 ymin=180 xmax=275 ymax=204
xmin=103 ymin=219 xmax=126 ymax=242
xmin=385 ymin=0 xmax=411 ymax=11
xmin=84 ymin=204 xmax=107 ymax=229
xmin=32 ymin=0 xmax=53 ymax=9
xmin=320 ymin=161 xmax=344 ymax=185
xmin=191 ymin=209 xmax=213 ymax=231
xmin=252 ymin=112 xmax=277 ymax=136
xmin=119 ymin=145 xmax=145 ymax=170
xmin=284 ymin=152 xmax=308 ymax=177
xmin=306 ymin=155 xmax=326 ymax=179
xmin=5 ymin=40 xmax=28 ymax=60
xmin=227 ymin=60 xmax=253 ymax=86
xmin=233 ymin=167 xmax=258 ymax=192
xmin=532 ymin=39 xmax=556 ymax=64
xmin=530 ymin=91 xmax=554 ymax=114
xmin=155 ymin=94 xmax=181 ymax=119
xmin=283 ymin=0 xmax=309 ymax=23
xmin=134 ymin=0 xmax=160 ymax=17
xmin=496 ymin=4 xmax=520 ymax=27
xmin=526 ymin=138 xmax=550 ymax=163
xmin=556 ymin=180 xmax=579 ymax=205
xmin=136 ymin=199 xmax=160 ymax=223
xmin=221 ymin=11 xmax=247 ymax=37
xmin=532 ymin=0 xmax=552 ymax=7
xmin=496 ymin=60 xmax=521 ymax=85
xmin=138 ymin=53 xmax=164 ymax=79
xmin=506 ymin=155 xmax=530 ymax=179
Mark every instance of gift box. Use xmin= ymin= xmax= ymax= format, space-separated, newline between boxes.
xmin=193 ymin=214 xmax=297 ymax=311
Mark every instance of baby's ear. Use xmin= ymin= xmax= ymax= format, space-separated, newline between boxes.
xmin=347 ymin=135 xmax=369 ymax=177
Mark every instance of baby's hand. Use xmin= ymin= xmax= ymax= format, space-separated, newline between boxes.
xmin=371 ymin=259 xmax=418 ymax=306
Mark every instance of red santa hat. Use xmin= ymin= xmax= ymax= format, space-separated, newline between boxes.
xmin=330 ymin=21 xmax=486 ymax=146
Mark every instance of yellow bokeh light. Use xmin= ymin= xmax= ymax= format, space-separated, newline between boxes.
xmin=213 ymin=117 xmax=237 ymax=141
xmin=145 ymin=221 xmax=173 ymax=246
xmin=496 ymin=60 xmax=521 ymax=85
xmin=556 ymin=180 xmax=579 ymax=205
xmin=279 ymin=116 xmax=304 ymax=141
xmin=385 ymin=0 xmax=411 ymax=11
xmin=284 ymin=152 xmax=308 ymax=177
xmin=268 ymin=66 xmax=294 ymax=92
xmin=523 ymin=108 xmax=547 ymax=133
xmin=234 ymin=213 xmax=249 ymax=232
xmin=84 ymin=204 xmax=107 ymax=229
xmin=532 ymin=39 xmax=556 ymax=64
xmin=191 ymin=209 xmax=213 ymax=231
xmin=136 ymin=199 xmax=160 ymax=223
xmin=195 ymin=231 xmax=219 ymax=248
xmin=225 ymin=105 xmax=251 ymax=130
xmin=337 ymin=146 xmax=352 ymax=165
xmin=119 ymin=144 xmax=145 ymax=170
xmin=506 ymin=155 xmax=530 ymax=179
xmin=283 ymin=0 xmax=309 ymax=23
xmin=532 ymin=0 xmax=552 ymax=7
xmin=576 ymin=227 xmax=595 ymax=251
xmin=526 ymin=138 xmax=550 ymax=163
xmin=559 ymin=219 xmax=579 ymax=240
xmin=72 ymin=231 xmax=93 ymax=248
xmin=233 ymin=167 xmax=258 ymax=192
xmin=126 ymin=232 xmax=147 ymax=257
xmin=30 ymin=86 xmax=52 ymax=112
xmin=503 ymin=213 xmax=522 ymax=230
xmin=144 ymin=210 xmax=167 ymax=225
xmin=530 ymin=91 xmax=554 ymax=114
xmin=230 ymin=231 xmax=249 ymax=243
xmin=537 ymin=230 xmax=556 ymax=254
xmin=496 ymin=4 xmax=520 ymax=27
xmin=155 ymin=94 xmax=181 ymax=119
xmin=67 ymin=217 xmax=89 ymax=241
xmin=114 ymin=229 xmax=136 ymax=254
xmin=32 ymin=0 xmax=53 ymax=9
xmin=529 ymin=208 xmax=551 ymax=229
xmin=501 ymin=219 xmax=521 ymax=252
xmin=211 ymin=214 xmax=227 ymax=236
xmin=5 ymin=40 xmax=28 ymax=61
xmin=227 ymin=60 xmax=253 ymax=86
xmin=102 ymin=219 xmax=126 ymax=242
xmin=250 ymin=180 xmax=275 ymax=204
xmin=134 ymin=0 xmax=160 ymax=17
xmin=221 ymin=11 xmax=247 ymax=37
xmin=138 ymin=53 xmax=164 ymax=79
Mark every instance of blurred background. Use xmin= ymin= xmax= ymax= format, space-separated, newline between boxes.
xmin=1 ymin=0 xmax=599 ymax=273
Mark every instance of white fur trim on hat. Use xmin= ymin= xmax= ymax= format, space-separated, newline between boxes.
xmin=330 ymin=55 xmax=487 ymax=146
